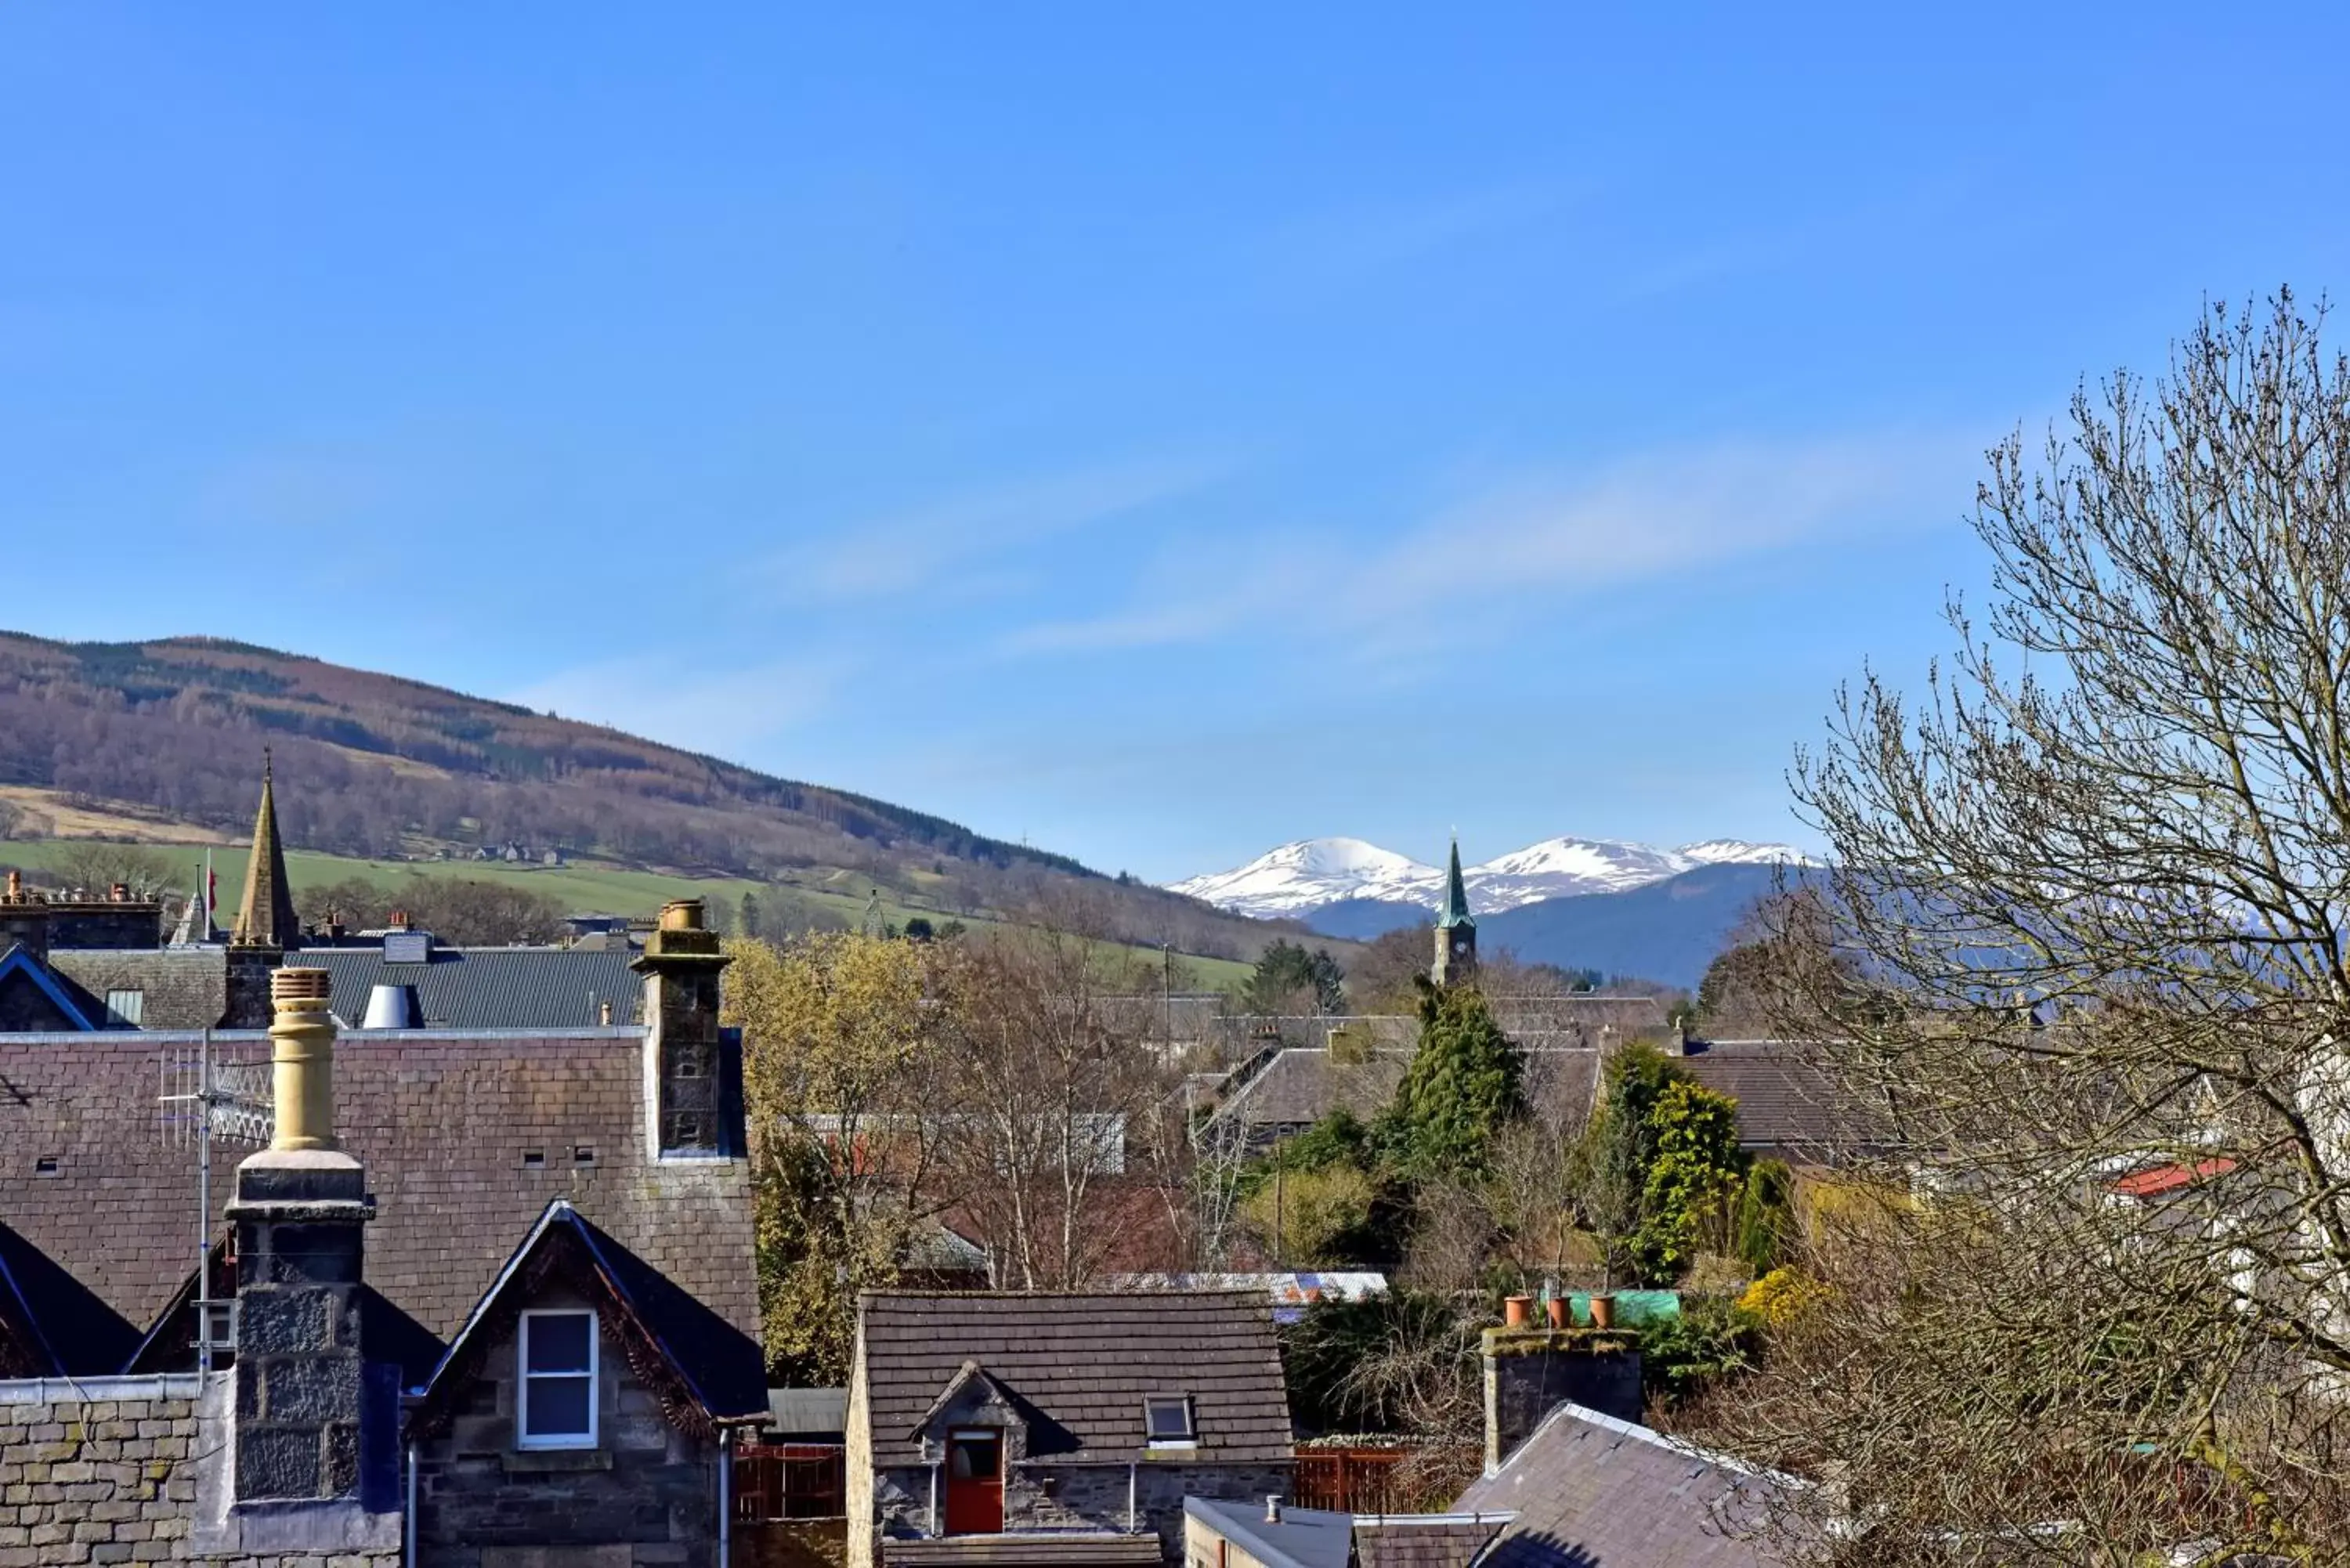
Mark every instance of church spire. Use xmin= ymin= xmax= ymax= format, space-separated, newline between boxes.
xmin=1432 ymin=836 xmax=1477 ymax=987
xmin=230 ymin=750 xmax=300 ymax=951
xmin=1438 ymin=836 xmax=1474 ymax=930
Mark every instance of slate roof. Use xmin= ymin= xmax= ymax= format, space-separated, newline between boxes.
xmin=297 ymin=947 xmax=645 ymax=1031
xmin=1351 ymin=1517 xmax=1509 ymax=1568
xmin=1678 ymin=1040 xmax=1885 ymax=1159
xmin=47 ymin=948 xmax=231 ymax=1029
xmin=857 ymin=1290 xmax=1293 ymax=1467
xmin=0 ymin=1028 xmax=757 ymax=1380
xmin=1451 ymin=1402 xmax=1794 ymax=1568
xmin=414 ymin=1198 xmax=767 ymax=1434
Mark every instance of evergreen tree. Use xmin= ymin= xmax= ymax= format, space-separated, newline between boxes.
xmin=1632 ymin=1078 xmax=1746 ymax=1279
xmin=1382 ymin=981 xmax=1524 ymax=1180
xmin=1240 ymin=939 xmax=1346 ymax=1014
xmin=738 ymin=891 xmax=762 ymax=941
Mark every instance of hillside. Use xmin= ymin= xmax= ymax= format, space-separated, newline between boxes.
xmin=1479 ymin=862 xmax=1800 ymax=989
xmin=1288 ymin=863 xmax=1802 ymax=988
xmin=0 ymin=631 xmax=1289 ymax=963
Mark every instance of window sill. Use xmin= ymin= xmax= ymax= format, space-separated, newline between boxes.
xmin=503 ymin=1447 xmax=613 ymax=1473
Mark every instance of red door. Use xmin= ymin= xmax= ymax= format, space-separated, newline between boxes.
xmin=944 ymin=1429 xmax=1004 ymax=1534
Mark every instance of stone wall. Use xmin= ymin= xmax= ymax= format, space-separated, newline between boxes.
xmin=0 ymin=1375 xmax=398 ymax=1566
xmin=410 ymin=1285 xmax=724 ymax=1568
xmin=873 ymin=1462 xmax=1292 ymax=1566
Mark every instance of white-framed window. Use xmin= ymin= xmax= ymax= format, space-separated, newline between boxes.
xmin=105 ymin=988 xmax=144 ymax=1026
xmin=1143 ymin=1394 xmax=1195 ymax=1447
xmin=517 ymin=1309 xmax=598 ymax=1449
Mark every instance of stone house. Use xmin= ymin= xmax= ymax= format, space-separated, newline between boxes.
xmin=846 ymin=1291 xmax=1296 ymax=1568
xmin=0 ymin=895 xmax=766 ymax=1565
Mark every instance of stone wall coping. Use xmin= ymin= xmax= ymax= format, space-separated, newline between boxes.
xmin=0 ymin=1372 xmax=202 ymax=1403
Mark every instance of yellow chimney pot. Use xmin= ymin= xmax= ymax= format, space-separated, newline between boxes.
xmin=268 ymin=966 xmax=339 ymax=1152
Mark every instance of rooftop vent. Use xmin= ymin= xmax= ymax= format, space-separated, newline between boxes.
xmin=361 ymin=984 xmax=419 ymax=1029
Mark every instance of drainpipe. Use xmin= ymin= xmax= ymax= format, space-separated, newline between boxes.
xmin=1127 ymin=1460 xmax=1137 ymax=1532
xmin=404 ymin=1442 xmax=418 ymax=1566
xmin=718 ymin=1428 xmax=733 ymax=1566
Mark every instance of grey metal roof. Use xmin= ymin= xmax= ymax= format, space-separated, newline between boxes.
xmin=768 ymin=1386 xmax=850 ymax=1435
xmin=1185 ymin=1500 xmax=1355 ymax=1568
xmin=296 ymin=945 xmax=645 ymax=1031
xmin=1451 ymin=1402 xmax=1795 ymax=1567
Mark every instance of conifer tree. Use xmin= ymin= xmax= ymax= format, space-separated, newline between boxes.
xmin=1382 ymin=981 xmax=1524 ymax=1180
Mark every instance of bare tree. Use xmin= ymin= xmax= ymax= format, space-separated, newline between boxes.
xmin=47 ymin=840 xmax=172 ymax=895
xmin=931 ymin=892 xmax=1179 ymax=1288
xmin=1700 ymin=294 xmax=2350 ymax=1561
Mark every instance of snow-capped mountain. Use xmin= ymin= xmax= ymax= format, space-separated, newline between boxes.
xmin=1469 ymin=837 xmax=1694 ymax=906
xmin=1171 ymin=835 xmax=1815 ymax=920
xmin=1676 ymin=839 xmax=1808 ymax=868
xmin=1167 ymin=837 xmax=1443 ymax=918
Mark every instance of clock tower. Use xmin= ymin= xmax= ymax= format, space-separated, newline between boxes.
xmin=1431 ymin=836 xmax=1477 ymax=987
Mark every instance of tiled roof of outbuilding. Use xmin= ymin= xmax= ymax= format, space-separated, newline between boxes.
xmin=298 ymin=946 xmax=645 ymax=1030
xmin=1350 ymin=1517 xmax=1509 ymax=1568
xmin=858 ymin=1290 xmax=1293 ymax=1467
xmin=0 ymin=1028 xmax=757 ymax=1379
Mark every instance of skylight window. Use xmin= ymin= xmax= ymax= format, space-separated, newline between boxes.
xmin=1144 ymin=1395 xmax=1195 ymax=1445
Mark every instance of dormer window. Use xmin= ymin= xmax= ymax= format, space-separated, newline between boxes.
xmin=1144 ymin=1395 xmax=1195 ymax=1447
xmin=518 ymin=1309 xmax=598 ymax=1449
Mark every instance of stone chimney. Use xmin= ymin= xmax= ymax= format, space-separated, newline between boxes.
xmin=226 ymin=968 xmax=371 ymax=1501
xmin=1480 ymin=1317 xmax=1644 ymax=1474
xmin=0 ymin=873 xmax=47 ymax=965
xmin=631 ymin=898 xmax=733 ymax=1158
xmin=199 ymin=965 xmax=397 ymax=1554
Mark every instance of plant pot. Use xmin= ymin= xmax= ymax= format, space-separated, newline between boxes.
xmin=1502 ymin=1295 xmax=1532 ymax=1328
xmin=1545 ymin=1297 xmax=1568 ymax=1329
xmin=1588 ymin=1293 xmax=1617 ymax=1330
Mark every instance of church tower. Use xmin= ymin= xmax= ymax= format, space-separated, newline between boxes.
xmin=1431 ymin=836 xmax=1477 ymax=987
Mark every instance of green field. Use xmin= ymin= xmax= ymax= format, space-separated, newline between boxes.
xmin=0 ymin=838 xmax=1254 ymax=990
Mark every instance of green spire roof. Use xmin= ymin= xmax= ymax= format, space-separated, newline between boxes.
xmin=1438 ymin=836 xmax=1474 ymax=929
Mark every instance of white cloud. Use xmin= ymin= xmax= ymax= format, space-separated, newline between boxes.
xmin=1002 ymin=432 xmax=1976 ymax=657
xmin=507 ymin=656 xmax=848 ymax=759
xmin=766 ymin=455 xmax=1231 ymax=604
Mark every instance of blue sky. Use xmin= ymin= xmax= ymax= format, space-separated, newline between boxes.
xmin=5 ymin=5 xmax=2347 ymax=883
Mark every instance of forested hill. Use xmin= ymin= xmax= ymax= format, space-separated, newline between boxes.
xmin=0 ymin=631 xmax=1273 ymax=956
